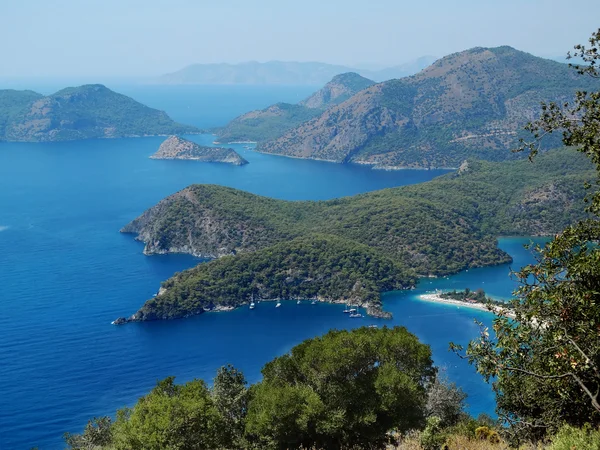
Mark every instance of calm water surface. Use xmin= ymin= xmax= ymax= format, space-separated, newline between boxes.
xmin=0 ymin=86 xmax=538 ymax=449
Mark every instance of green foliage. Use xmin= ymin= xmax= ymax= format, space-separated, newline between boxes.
xmin=135 ymin=234 xmax=411 ymax=320
xmin=420 ymin=416 xmax=447 ymax=450
xmin=425 ymin=374 xmax=468 ymax=428
xmin=547 ymin=424 xmax=600 ymax=450
xmin=454 ymin=29 xmax=600 ymax=442
xmin=109 ymin=376 xmax=225 ymax=450
xmin=211 ymin=365 xmax=248 ymax=447
xmin=0 ymin=85 xmax=198 ymax=142
xmin=64 ymin=417 xmax=112 ymax=449
xmin=246 ymin=326 xmax=435 ymax=450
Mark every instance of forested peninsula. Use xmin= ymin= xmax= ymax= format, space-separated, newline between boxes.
xmin=117 ymin=148 xmax=595 ymax=322
xmin=0 ymin=84 xmax=198 ymax=142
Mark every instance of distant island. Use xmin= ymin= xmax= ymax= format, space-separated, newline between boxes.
xmin=151 ymin=136 xmax=248 ymax=165
xmin=0 ymin=84 xmax=199 ymax=142
xmin=155 ymin=58 xmax=436 ymax=85
xmin=214 ymin=72 xmax=375 ymax=144
xmin=117 ymin=148 xmax=594 ymax=323
xmin=256 ymin=47 xmax=600 ymax=169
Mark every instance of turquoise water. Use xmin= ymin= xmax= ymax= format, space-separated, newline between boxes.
xmin=0 ymin=86 xmax=540 ymax=449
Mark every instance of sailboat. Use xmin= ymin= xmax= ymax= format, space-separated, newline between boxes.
xmin=349 ymin=306 xmax=362 ymax=318
xmin=249 ymin=302 xmax=255 ymax=310
xmin=297 ymin=300 xmax=301 ymax=304
xmin=276 ymin=300 xmax=282 ymax=308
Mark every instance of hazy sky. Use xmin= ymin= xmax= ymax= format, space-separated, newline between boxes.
xmin=1 ymin=0 xmax=598 ymax=77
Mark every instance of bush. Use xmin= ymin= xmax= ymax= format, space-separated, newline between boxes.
xmin=548 ymin=424 xmax=600 ymax=450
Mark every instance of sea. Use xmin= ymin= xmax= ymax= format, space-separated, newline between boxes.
xmin=0 ymin=84 xmax=542 ymax=449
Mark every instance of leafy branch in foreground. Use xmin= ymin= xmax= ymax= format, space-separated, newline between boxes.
xmin=453 ymin=28 xmax=600 ymax=443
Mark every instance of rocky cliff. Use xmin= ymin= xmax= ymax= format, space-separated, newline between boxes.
xmin=151 ymin=136 xmax=248 ymax=165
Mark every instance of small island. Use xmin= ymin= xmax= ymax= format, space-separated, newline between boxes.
xmin=151 ymin=136 xmax=248 ymax=165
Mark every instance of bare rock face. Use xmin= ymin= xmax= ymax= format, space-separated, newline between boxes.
xmin=151 ymin=136 xmax=248 ymax=165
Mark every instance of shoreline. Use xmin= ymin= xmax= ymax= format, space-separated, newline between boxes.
xmin=418 ymin=293 xmax=514 ymax=317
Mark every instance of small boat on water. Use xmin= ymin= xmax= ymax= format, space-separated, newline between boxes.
xmin=349 ymin=307 xmax=362 ymax=318
xmin=368 ymin=324 xmax=378 ymax=329
xmin=276 ymin=301 xmax=282 ymax=308
xmin=249 ymin=302 xmax=255 ymax=310
xmin=311 ymin=300 xmax=316 ymax=305
xmin=297 ymin=300 xmax=301 ymax=304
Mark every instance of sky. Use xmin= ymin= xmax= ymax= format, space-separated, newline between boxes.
xmin=0 ymin=0 xmax=598 ymax=77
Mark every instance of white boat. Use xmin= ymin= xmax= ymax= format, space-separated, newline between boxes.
xmin=311 ymin=300 xmax=316 ymax=305
xmin=368 ymin=324 xmax=378 ymax=328
xmin=297 ymin=300 xmax=301 ymax=304
xmin=249 ymin=302 xmax=255 ymax=310
xmin=276 ymin=301 xmax=282 ymax=308
xmin=349 ymin=307 xmax=362 ymax=318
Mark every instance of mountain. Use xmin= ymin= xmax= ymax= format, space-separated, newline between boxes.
xmin=215 ymin=73 xmax=375 ymax=143
xmin=257 ymin=47 xmax=600 ymax=169
xmin=0 ymin=84 xmax=199 ymax=142
xmin=151 ymin=136 xmax=248 ymax=165
xmin=157 ymin=61 xmax=361 ymax=85
xmin=298 ymin=72 xmax=376 ymax=109
xmin=119 ymin=148 xmax=595 ymax=321
xmin=156 ymin=59 xmax=434 ymax=85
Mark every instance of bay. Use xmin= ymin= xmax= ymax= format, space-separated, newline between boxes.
xmin=0 ymin=85 xmax=538 ymax=449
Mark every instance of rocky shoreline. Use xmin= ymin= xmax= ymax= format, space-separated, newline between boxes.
xmin=111 ymin=294 xmax=391 ymax=325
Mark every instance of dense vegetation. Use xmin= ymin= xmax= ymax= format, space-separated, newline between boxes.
xmin=0 ymin=84 xmax=198 ymax=142
xmin=215 ymin=73 xmax=375 ymax=143
xmin=65 ymin=327 xmax=438 ymax=449
xmin=258 ymin=46 xmax=600 ymax=168
xmin=66 ymin=328 xmax=600 ymax=450
xmin=125 ymin=235 xmax=413 ymax=322
xmin=119 ymin=147 xmax=595 ymax=321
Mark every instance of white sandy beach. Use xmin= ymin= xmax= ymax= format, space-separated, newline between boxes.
xmin=418 ymin=293 xmax=514 ymax=318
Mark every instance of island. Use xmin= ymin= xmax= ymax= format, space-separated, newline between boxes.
xmin=0 ymin=84 xmax=199 ymax=142
xmin=151 ymin=136 xmax=248 ymax=165
xmin=116 ymin=148 xmax=594 ymax=323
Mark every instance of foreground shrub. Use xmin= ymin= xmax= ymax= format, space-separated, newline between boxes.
xmin=548 ymin=424 xmax=600 ymax=450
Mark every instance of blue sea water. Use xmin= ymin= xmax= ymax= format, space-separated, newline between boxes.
xmin=0 ymin=86 xmax=542 ymax=449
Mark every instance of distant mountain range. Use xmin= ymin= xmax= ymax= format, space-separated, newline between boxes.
xmin=257 ymin=46 xmax=600 ymax=169
xmin=0 ymin=85 xmax=198 ymax=142
xmin=215 ymin=72 xmax=375 ymax=143
xmin=156 ymin=58 xmax=437 ymax=85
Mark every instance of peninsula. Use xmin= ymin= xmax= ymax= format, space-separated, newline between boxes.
xmin=0 ymin=84 xmax=199 ymax=142
xmin=151 ymin=136 xmax=248 ymax=165
xmin=117 ymin=148 xmax=594 ymax=323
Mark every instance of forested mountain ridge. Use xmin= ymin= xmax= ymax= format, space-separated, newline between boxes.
xmin=257 ymin=47 xmax=600 ymax=168
xmin=214 ymin=73 xmax=375 ymax=143
xmin=0 ymin=84 xmax=199 ymax=142
xmin=119 ymin=148 xmax=595 ymax=321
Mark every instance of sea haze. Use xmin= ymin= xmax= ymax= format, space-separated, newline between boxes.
xmin=0 ymin=86 xmax=534 ymax=449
